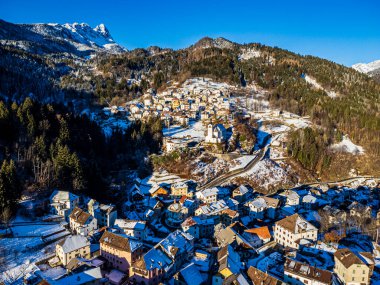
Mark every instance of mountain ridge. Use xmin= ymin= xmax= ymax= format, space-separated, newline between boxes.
xmin=0 ymin=19 xmax=126 ymax=57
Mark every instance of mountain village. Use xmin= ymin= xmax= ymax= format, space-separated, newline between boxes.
xmin=1 ymin=75 xmax=380 ymax=285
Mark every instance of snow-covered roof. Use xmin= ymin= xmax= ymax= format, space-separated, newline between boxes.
xmin=57 ymin=235 xmax=89 ymax=253
xmin=114 ymin=219 xmax=146 ymax=231
xmin=302 ymin=194 xmax=317 ymax=203
xmin=50 ymin=190 xmax=79 ymax=203
xmin=179 ymin=263 xmax=204 ymax=285
xmin=49 ymin=267 xmax=103 ymax=285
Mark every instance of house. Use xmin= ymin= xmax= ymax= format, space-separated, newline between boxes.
xmin=245 ymin=196 xmax=280 ymax=220
xmin=274 ymin=214 xmax=318 ymax=249
xmin=302 ymin=193 xmax=318 ymax=210
xmin=281 ymin=190 xmax=300 ymax=207
xmin=195 ymin=200 xmax=229 ymax=222
xmin=348 ymin=202 xmax=372 ymax=220
xmin=99 ymin=231 xmax=143 ymax=273
xmin=196 ymin=188 xmax=218 ymax=203
xmin=244 ymin=226 xmax=271 ymax=244
xmin=212 ymin=245 xmax=243 ymax=285
xmin=215 ymin=222 xmax=262 ymax=249
xmin=334 ymin=248 xmax=374 ymax=285
xmin=166 ymin=201 xmax=188 ymax=228
xmin=231 ymin=185 xmax=250 ymax=203
xmin=88 ymin=199 xmax=117 ymax=227
xmin=171 ymin=182 xmax=191 ymax=198
xmin=130 ymin=230 xmax=194 ymax=285
xmin=149 ymin=185 xmax=169 ymax=197
xmin=114 ymin=219 xmax=147 ymax=240
xmin=284 ymin=258 xmax=332 ymax=285
xmin=247 ymin=266 xmax=285 ymax=285
xmin=56 ymin=235 xmax=90 ymax=266
xmin=181 ymin=216 xmax=215 ymax=239
xmin=321 ymin=205 xmax=347 ymax=226
xmin=69 ymin=207 xmax=97 ymax=236
xmin=205 ymin=123 xmax=226 ymax=144
xmin=220 ymin=209 xmax=240 ymax=226
xmin=196 ymin=187 xmax=229 ymax=203
xmin=50 ymin=190 xmax=80 ymax=221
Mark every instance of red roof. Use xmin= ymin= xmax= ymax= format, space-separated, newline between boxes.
xmin=245 ymin=226 xmax=271 ymax=240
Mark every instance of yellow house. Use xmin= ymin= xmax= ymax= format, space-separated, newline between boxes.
xmin=172 ymin=99 xmax=180 ymax=109
xmin=171 ymin=182 xmax=190 ymax=198
xmin=334 ymin=248 xmax=373 ymax=285
xmin=149 ymin=185 xmax=169 ymax=197
xmin=56 ymin=235 xmax=90 ymax=266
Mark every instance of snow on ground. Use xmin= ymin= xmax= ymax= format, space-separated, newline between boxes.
xmin=229 ymin=155 xmax=255 ymax=171
xmin=330 ymin=135 xmax=364 ymax=155
xmin=261 ymin=124 xmax=290 ymax=134
xmin=0 ymin=237 xmax=59 ymax=284
xmin=193 ymin=158 xmax=230 ymax=184
xmin=163 ymin=121 xmax=205 ymax=141
xmin=181 ymin=77 xmax=233 ymax=92
xmin=11 ymin=223 xmax=63 ymax=237
xmin=232 ymin=158 xmax=289 ymax=189
xmin=304 ymin=74 xmax=338 ymax=98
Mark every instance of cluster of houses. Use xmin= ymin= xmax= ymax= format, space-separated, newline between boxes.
xmin=101 ymin=78 xmax=236 ymax=152
xmin=27 ymin=177 xmax=380 ymax=285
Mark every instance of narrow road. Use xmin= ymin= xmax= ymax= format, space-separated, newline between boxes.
xmin=199 ymin=146 xmax=269 ymax=190
xmin=296 ymin=176 xmax=380 ymax=188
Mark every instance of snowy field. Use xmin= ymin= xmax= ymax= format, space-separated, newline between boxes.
xmin=231 ymin=158 xmax=289 ymax=190
xmin=11 ymin=223 xmax=63 ymax=237
xmin=0 ymin=215 xmax=67 ymax=284
xmin=163 ymin=121 xmax=205 ymax=141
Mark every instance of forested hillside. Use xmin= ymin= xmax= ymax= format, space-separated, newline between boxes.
xmin=1 ymin=30 xmax=379 ymax=178
xmin=0 ymin=98 xmax=163 ymax=216
xmin=79 ymin=40 xmax=379 ymax=177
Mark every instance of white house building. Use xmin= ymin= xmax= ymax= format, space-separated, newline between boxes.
xmin=56 ymin=235 xmax=90 ymax=266
xmin=69 ymin=207 xmax=97 ymax=237
xmin=50 ymin=190 xmax=80 ymax=221
xmin=274 ymin=214 xmax=318 ymax=249
xmin=114 ymin=219 xmax=147 ymax=240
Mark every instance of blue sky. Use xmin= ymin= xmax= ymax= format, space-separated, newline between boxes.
xmin=1 ymin=0 xmax=379 ymax=66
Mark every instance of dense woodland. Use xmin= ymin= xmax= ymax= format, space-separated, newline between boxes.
xmin=0 ymin=98 xmax=163 ymax=218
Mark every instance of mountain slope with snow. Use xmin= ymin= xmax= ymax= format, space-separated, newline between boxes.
xmin=352 ymin=60 xmax=380 ymax=74
xmin=0 ymin=19 xmax=126 ymax=57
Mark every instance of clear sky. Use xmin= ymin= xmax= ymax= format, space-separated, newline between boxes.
xmin=1 ymin=0 xmax=379 ymax=66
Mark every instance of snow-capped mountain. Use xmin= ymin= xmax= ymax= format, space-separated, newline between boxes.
xmin=0 ymin=19 xmax=126 ymax=57
xmin=352 ymin=59 xmax=380 ymax=74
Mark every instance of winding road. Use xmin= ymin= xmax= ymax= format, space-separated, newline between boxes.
xmin=198 ymin=134 xmax=272 ymax=190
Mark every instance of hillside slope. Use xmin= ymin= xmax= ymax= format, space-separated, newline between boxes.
xmin=1 ymin=22 xmax=379 ymax=178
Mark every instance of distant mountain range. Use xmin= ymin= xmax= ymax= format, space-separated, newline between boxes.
xmin=0 ymin=19 xmax=126 ymax=57
xmin=352 ymin=59 xmax=380 ymax=82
